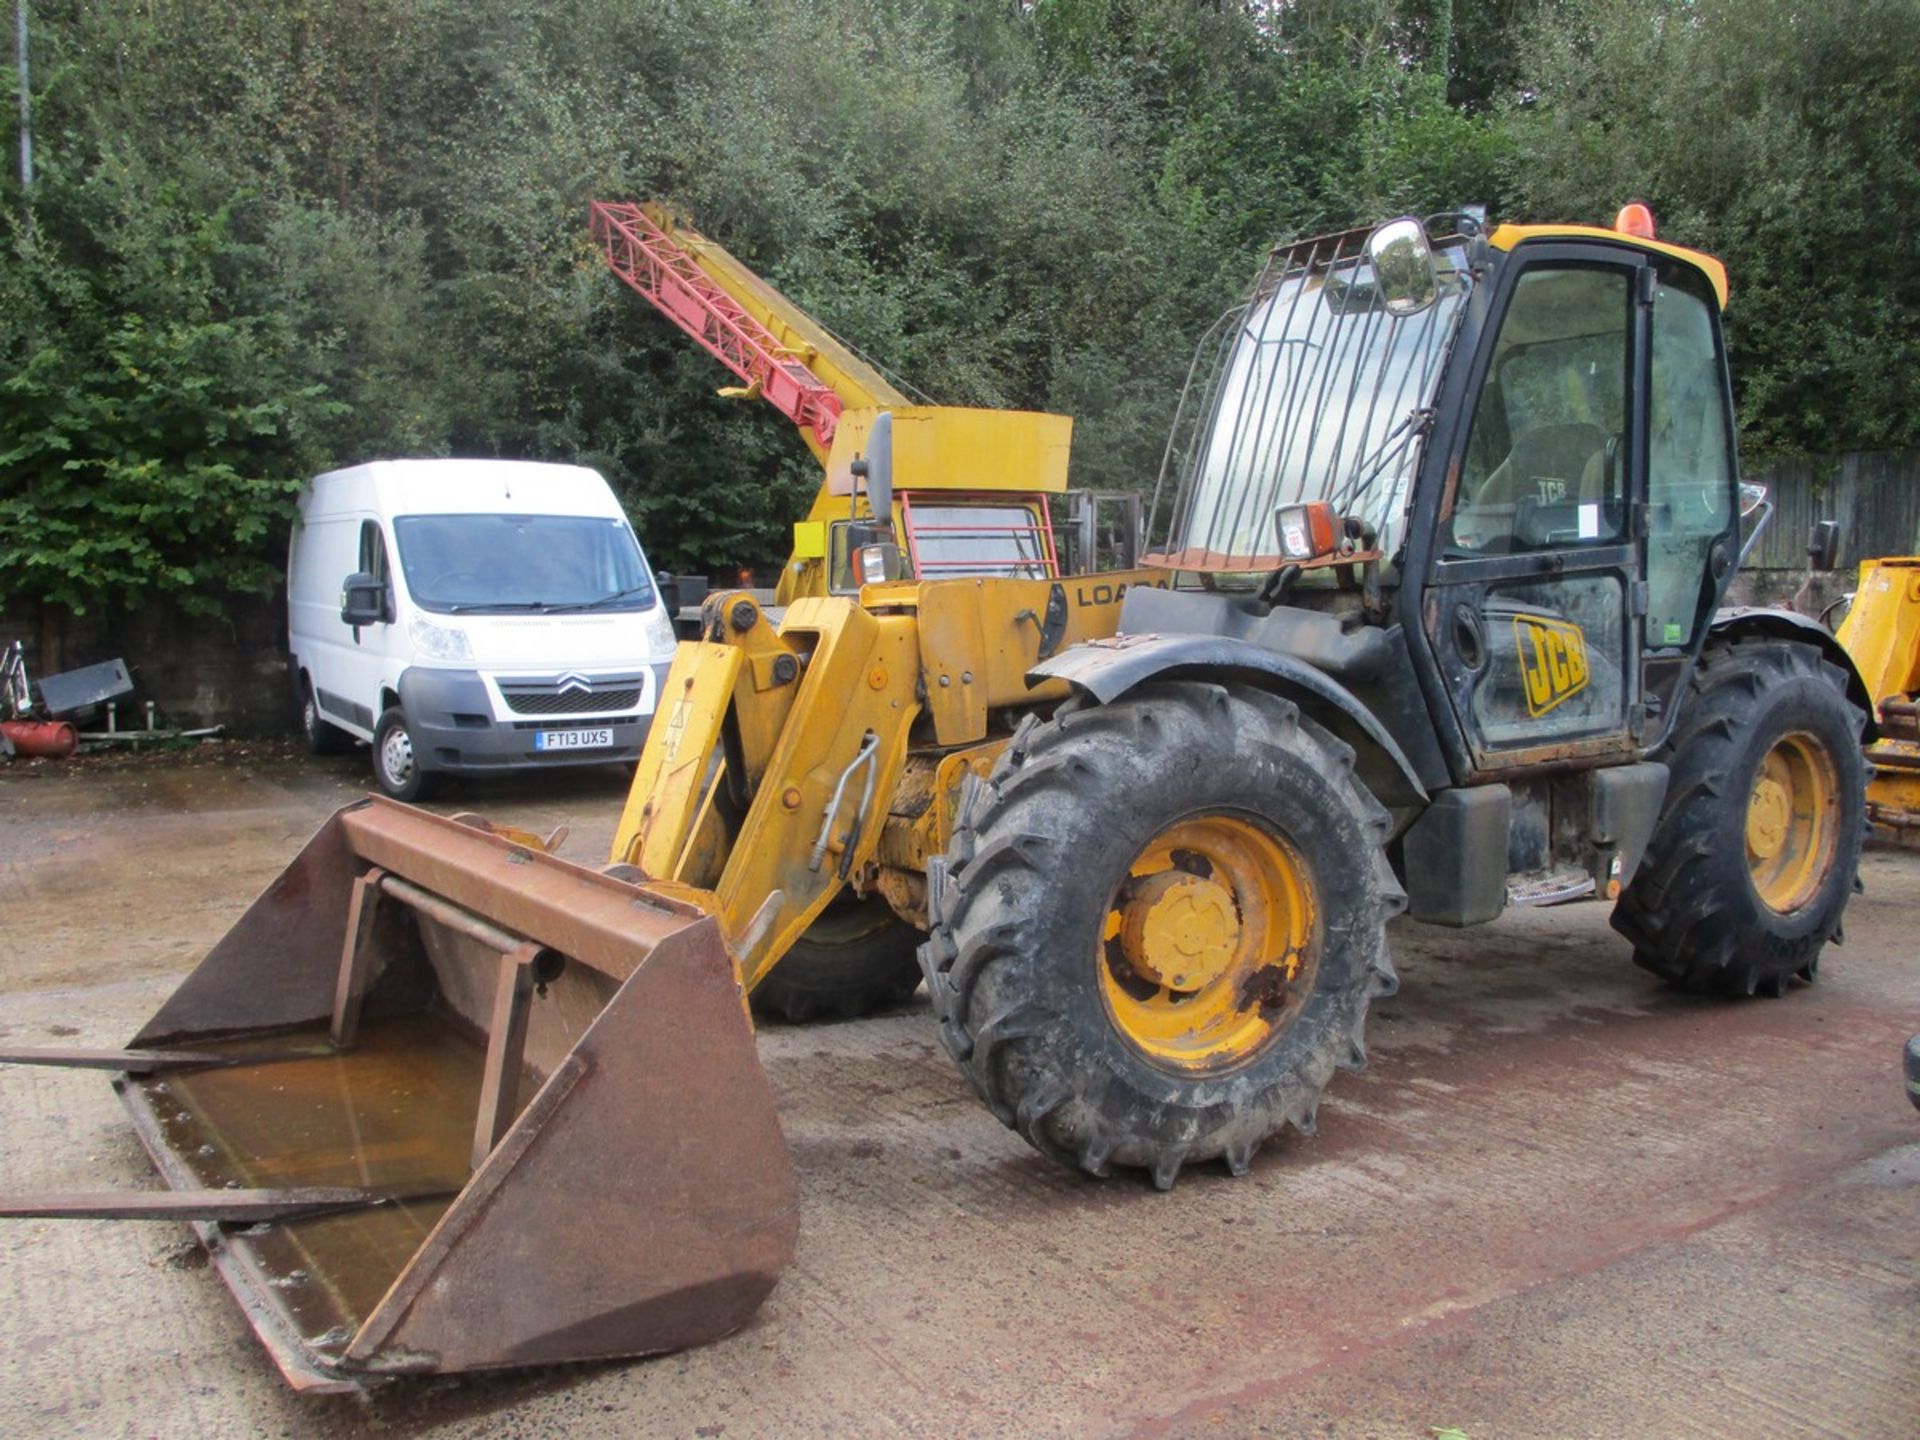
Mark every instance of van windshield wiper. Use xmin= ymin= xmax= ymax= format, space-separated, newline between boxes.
xmin=435 ymin=586 xmax=654 ymax=615
xmin=539 ymin=585 xmax=656 ymax=614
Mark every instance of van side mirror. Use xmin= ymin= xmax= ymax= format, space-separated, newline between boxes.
xmin=341 ymin=572 xmax=389 ymax=627
xmin=1807 ymin=520 xmax=1841 ymax=571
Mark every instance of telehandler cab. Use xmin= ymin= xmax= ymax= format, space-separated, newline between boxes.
xmin=0 ymin=204 xmax=1872 ymax=1389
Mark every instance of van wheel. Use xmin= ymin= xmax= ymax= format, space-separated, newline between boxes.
xmin=374 ymin=707 xmax=439 ymax=802
xmin=300 ymin=681 xmax=353 ymax=757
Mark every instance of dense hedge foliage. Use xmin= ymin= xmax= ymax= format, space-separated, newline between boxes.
xmin=1 ymin=0 xmax=1914 ymax=609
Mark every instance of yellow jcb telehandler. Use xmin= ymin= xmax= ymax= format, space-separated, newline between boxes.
xmin=1 ymin=203 xmax=1875 ymax=1391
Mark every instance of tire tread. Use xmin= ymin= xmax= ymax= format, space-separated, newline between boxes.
xmin=1612 ymin=639 xmax=1865 ymax=995
xmin=919 ymin=682 xmax=1398 ymax=1188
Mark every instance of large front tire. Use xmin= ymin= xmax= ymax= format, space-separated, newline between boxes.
xmin=751 ymin=897 xmax=924 ymax=1023
xmin=921 ymin=682 xmax=1403 ymax=1189
xmin=1612 ymin=640 xmax=1866 ymax=995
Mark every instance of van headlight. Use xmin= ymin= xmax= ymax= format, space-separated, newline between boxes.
xmin=408 ymin=615 xmax=473 ymax=662
xmin=645 ymin=605 xmax=678 ymax=656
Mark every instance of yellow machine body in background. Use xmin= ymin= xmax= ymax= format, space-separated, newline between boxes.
xmin=1836 ymin=556 xmax=1920 ymax=835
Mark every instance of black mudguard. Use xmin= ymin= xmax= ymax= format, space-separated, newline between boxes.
xmin=1710 ymin=606 xmax=1878 ymax=741
xmin=1029 ymin=633 xmax=1429 ymax=810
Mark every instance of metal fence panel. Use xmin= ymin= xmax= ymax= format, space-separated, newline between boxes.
xmin=1744 ymin=451 xmax=1920 ymax=571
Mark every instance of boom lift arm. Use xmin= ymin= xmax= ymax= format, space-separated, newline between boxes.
xmin=590 ymin=200 xmax=907 ymax=463
xmin=590 ymin=200 xmax=1080 ymax=605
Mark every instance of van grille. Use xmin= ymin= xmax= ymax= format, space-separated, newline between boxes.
xmin=509 ymin=717 xmax=640 ymax=732
xmin=498 ymin=675 xmax=644 ymax=716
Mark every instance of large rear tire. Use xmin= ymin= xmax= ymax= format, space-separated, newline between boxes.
xmin=1612 ymin=639 xmax=1866 ymax=996
xmin=751 ymin=896 xmax=924 ymax=1023
xmin=921 ymin=682 xmax=1403 ymax=1189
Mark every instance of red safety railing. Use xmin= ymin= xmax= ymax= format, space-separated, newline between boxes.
xmin=590 ymin=201 xmax=843 ymax=448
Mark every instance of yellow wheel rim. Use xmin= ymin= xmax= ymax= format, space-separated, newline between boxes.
xmin=1097 ymin=814 xmax=1317 ymax=1072
xmin=1746 ymin=730 xmax=1841 ymax=913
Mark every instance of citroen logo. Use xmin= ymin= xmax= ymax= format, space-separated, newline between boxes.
xmin=556 ymin=672 xmax=594 ymax=696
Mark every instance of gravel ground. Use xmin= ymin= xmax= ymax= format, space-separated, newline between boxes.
xmin=1 ymin=742 xmax=1915 ymax=1438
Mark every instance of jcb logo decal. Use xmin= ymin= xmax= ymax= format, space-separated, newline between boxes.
xmin=1513 ymin=613 xmax=1589 ymax=716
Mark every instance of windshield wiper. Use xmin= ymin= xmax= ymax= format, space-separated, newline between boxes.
xmin=539 ymin=585 xmax=656 ymax=615
xmin=436 ymin=586 xmax=654 ymax=615
xmin=1331 ymin=407 xmax=1435 ymax=517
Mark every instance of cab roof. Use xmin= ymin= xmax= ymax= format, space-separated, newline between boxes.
xmin=1487 ymin=224 xmax=1730 ymax=309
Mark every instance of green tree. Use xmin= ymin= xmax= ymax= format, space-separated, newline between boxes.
xmin=0 ymin=153 xmax=340 ymax=613
xmin=2 ymin=0 xmax=1908 ymax=616
xmin=1500 ymin=0 xmax=1920 ymax=453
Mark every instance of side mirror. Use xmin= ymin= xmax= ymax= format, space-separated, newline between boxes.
xmin=851 ymin=411 xmax=895 ymax=533
xmin=340 ymin=572 xmax=389 ymax=627
xmin=1367 ymin=217 xmax=1440 ymax=317
xmin=1807 ymin=520 xmax=1841 ymax=571
xmin=852 ymin=541 xmax=906 ymax=587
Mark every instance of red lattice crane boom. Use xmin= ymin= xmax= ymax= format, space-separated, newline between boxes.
xmin=591 ymin=201 xmax=906 ymax=456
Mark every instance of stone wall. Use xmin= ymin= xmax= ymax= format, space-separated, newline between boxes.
xmin=1 ymin=589 xmax=292 ymax=735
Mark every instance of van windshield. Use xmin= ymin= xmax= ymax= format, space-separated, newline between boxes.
xmin=393 ymin=514 xmax=655 ymax=613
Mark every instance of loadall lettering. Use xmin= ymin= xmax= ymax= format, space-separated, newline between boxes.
xmin=1075 ymin=579 xmax=1167 ymax=608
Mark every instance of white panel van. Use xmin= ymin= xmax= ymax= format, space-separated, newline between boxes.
xmin=287 ymin=458 xmax=677 ymax=799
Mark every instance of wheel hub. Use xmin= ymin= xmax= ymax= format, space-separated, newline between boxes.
xmin=1746 ymin=776 xmax=1790 ymax=859
xmin=1745 ymin=730 xmax=1840 ymax=913
xmin=1118 ymin=872 xmax=1240 ymax=991
xmin=382 ymin=729 xmax=415 ymax=785
xmin=1097 ymin=814 xmax=1318 ymax=1072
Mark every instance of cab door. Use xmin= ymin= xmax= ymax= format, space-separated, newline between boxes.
xmin=1638 ymin=260 xmax=1742 ymax=728
xmin=1420 ymin=245 xmax=1649 ymax=773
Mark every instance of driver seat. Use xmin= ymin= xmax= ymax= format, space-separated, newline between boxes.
xmin=1472 ymin=422 xmax=1607 ymax=511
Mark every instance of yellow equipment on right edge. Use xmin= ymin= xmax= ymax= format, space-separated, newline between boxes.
xmin=1836 ymin=556 xmax=1920 ymax=835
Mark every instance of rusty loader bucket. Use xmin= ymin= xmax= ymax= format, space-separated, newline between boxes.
xmin=0 ymin=798 xmax=798 ymax=1392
